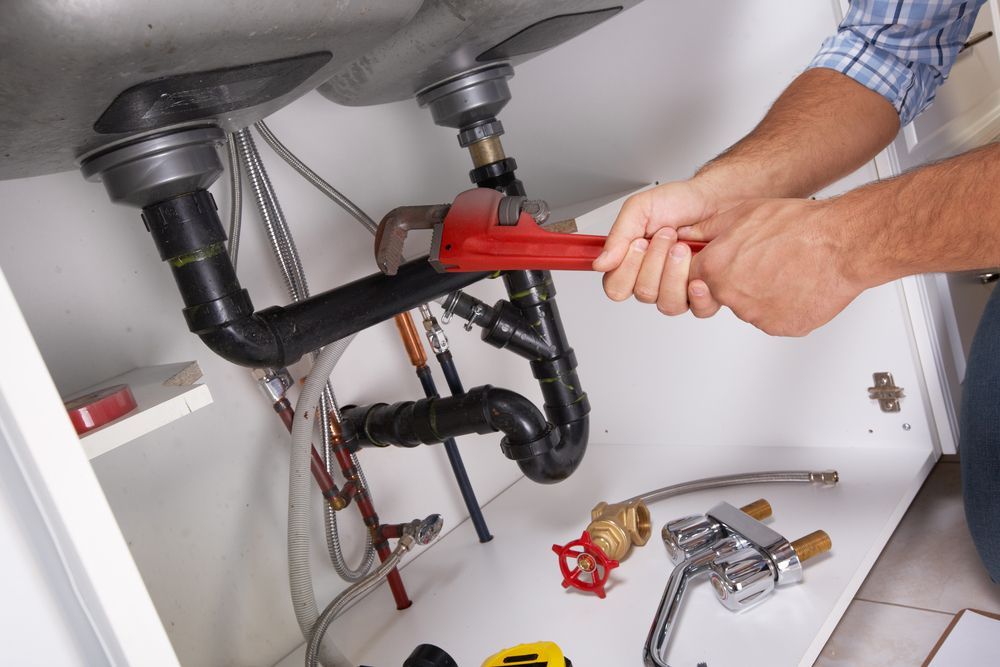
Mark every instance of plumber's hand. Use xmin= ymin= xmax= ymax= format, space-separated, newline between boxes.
xmin=594 ymin=179 xmax=735 ymax=317
xmin=679 ymin=198 xmax=865 ymax=336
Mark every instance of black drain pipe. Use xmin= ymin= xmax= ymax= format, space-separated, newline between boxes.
xmin=342 ymin=386 xmax=560 ymax=466
xmin=144 ymin=188 xmax=587 ymax=481
xmin=141 ymin=190 xmax=486 ymax=368
xmin=460 ymin=127 xmax=592 ymax=484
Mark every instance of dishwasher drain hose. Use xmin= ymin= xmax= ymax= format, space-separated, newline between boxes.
xmin=290 ymin=341 xmax=355 ymax=667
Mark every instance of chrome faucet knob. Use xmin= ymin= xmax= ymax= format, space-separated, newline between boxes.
xmin=709 ymin=545 xmax=777 ymax=612
xmin=662 ymin=514 xmax=722 ymax=565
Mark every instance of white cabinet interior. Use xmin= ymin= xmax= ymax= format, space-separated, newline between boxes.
xmin=1 ymin=1 xmax=985 ymax=665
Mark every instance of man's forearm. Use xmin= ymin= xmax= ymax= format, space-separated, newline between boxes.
xmin=694 ymin=68 xmax=900 ymax=204
xmin=836 ymin=142 xmax=1000 ymax=286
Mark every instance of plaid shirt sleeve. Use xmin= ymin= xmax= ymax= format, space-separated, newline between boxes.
xmin=808 ymin=0 xmax=987 ymax=125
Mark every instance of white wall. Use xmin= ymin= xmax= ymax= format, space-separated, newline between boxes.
xmin=0 ymin=2 xmax=935 ymax=665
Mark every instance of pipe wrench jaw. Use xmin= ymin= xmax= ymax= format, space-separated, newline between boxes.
xmin=374 ymin=204 xmax=451 ymax=276
xmin=433 ymin=188 xmax=608 ymax=273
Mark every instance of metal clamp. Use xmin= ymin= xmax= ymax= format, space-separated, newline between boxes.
xmin=418 ymin=304 xmax=450 ymax=354
xmin=251 ymin=367 xmax=293 ymax=403
xmin=464 ymin=302 xmax=486 ymax=332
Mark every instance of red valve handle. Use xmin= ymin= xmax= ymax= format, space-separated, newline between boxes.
xmin=551 ymin=531 xmax=620 ymax=599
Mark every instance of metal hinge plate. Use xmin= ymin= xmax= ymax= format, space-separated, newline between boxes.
xmin=868 ymin=372 xmax=904 ymax=413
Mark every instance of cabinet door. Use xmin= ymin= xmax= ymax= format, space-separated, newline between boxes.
xmin=889 ymin=2 xmax=1000 ymax=171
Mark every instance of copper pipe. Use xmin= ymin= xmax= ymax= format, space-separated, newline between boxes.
xmin=327 ymin=411 xmax=412 ymax=610
xmin=274 ymin=398 xmax=342 ymax=504
xmin=394 ymin=312 xmax=427 ymax=368
xmin=378 ymin=523 xmax=407 ymax=541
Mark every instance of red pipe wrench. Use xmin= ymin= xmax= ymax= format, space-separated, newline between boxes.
xmin=374 ymin=188 xmax=705 ymax=275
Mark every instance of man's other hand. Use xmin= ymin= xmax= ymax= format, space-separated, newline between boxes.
xmin=594 ymin=179 xmax=732 ymax=317
xmin=680 ymin=198 xmax=865 ymax=336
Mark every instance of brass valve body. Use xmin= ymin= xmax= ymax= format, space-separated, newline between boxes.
xmin=586 ymin=500 xmax=652 ymax=562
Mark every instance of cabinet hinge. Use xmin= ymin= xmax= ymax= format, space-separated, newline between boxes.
xmin=868 ymin=372 xmax=904 ymax=413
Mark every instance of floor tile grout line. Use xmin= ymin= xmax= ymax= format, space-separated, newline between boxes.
xmin=854 ymin=597 xmax=956 ymax=617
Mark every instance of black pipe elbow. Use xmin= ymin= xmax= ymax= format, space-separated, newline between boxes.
xmin=484 ymin=387 xmax=589 ymax=484
xmin=481 ymin=387 xmax=556 ymax=462
xmin=516 ymin=418 xmax=588 ymax=484
xmin=197 ymin=315 xmax=286 ymax=368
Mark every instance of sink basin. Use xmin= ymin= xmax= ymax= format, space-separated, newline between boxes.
xmin=0 ymin=1 xmax=636 ymax=180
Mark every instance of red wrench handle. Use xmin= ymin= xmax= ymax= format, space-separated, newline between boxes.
xmin=450 ymin=230 xmax=609 ymax=272
xmin=434 ymin=189 xmax=706 ymax=273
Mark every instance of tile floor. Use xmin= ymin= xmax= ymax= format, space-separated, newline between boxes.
xmin=815 ymin=460 xmax=1000 ymax=666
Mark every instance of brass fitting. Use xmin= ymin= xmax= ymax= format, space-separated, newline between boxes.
xmin=740 ymin=498 xmax=772 ymax=521
xmin=586 ymin=499 xmax=652 ymax=562
xmin=468 ymin=135 xmax=505 ymax=168
xmin=326 ymin=410 xmax=344 ymax=441
xmin=791 ymin=530 xmax=832 ymax=562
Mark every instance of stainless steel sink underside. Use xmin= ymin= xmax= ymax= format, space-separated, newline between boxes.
xmin=0 ymin=0 xmax=637 ymax=180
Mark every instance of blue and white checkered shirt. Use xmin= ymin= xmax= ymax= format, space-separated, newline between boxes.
xmin=808 ymin=0 xmax=987 ymax=125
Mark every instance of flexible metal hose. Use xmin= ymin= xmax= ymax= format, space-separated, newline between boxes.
xmin=238 ymin=127 xmax=375 ymax=582
xmin=252 ymin=122 xmax=479 ymax=344
xmin=320 ymin=389 xmax=375 ymax=581
xmin=225 ymin=134 xmax=243 ymax=270
xmin=626 ymin=470 xmax=839 ymax=506
xmin=242 ymin=128 xmax=374 ymax=577
xmin=234 ymin=128 xmax=306 ymax=301
xmin=305 ymin=536 xmax=414 ymax=667
xmin=254 ymin=120 xmax=379 ymax=234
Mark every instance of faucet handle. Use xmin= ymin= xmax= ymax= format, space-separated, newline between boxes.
xmin=662 ymin=514 xmax=719 ymax=565
xmin=709 ymin=545 xmax=777 ymax=612
xmin=708 ymin=528 xmax=832 ymax=612
xmin=662 ymin=499 xmax=773 ymax=565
